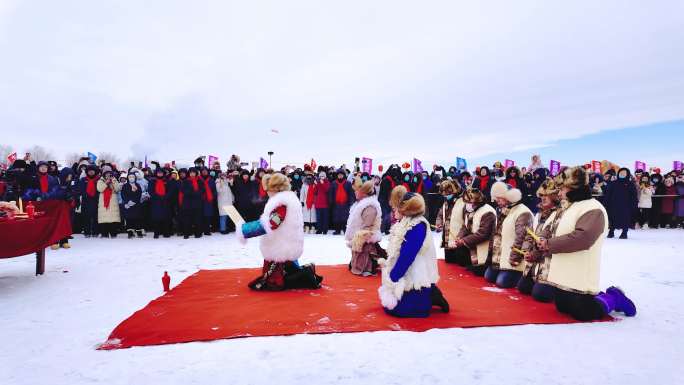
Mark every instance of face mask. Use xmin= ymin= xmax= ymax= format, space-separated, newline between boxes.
xmin=445 ymin=194 xmax=454 ymax=201
xmin=465 ymin=203 xmax=476 ymax=213
xmin=423 ymin=175 xmax=427 ymax=180
xmin=294 ymin=174 xmax=300 ymax=180
xmin=618 ymin=173 xmax=627 ymax=179
xmin=404 ymin=176 xmax=410 ymax=182
xmin=128 ymin=176 xmax=136 ymax=183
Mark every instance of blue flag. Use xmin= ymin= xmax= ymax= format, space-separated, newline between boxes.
xmin=87 ymin=152 xmax=97 ymax=163
xmin=456 ymin=157 xmax=467 ymax=170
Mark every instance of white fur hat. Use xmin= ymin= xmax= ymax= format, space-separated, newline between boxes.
xmin=491 ymin=181 xmax=522 ymax=203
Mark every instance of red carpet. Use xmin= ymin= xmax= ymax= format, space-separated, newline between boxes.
xmin=99 ymin=261 xmax=610 ymax=350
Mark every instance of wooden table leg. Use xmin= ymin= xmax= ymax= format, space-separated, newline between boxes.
xmin=36 ymin=249 xmax=45 ymax=275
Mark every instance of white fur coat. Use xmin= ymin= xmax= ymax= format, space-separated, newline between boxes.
xmin=257 ymin=191 xmax=304 ymax=262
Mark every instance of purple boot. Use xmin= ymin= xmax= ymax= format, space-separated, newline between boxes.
xmin=595 ymin=287 xmax=636 ymax=317
xmin=607 ymin=286 xmax=636 ymax=316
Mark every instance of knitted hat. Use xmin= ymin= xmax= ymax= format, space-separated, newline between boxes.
xmin=491 ymin=181 xmax=522 ymax=203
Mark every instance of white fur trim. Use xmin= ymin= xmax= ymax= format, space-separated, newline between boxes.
xmin=378 ymin=285 xmax=398 ymax=310
xmin=345 ymin=197 xmax=382 ymax=248
xmin=258 ymin=191 xmax=304 ymax=262
xmin=491 ymin=181 xmax=508 ymax=201
xmin=505 ymin=188 xmax=522 ymax=203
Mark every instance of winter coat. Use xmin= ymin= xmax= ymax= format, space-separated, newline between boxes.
xmin=96 ymin=179 xmax=121 ymax=224
xmin=121 ymin=182 xmax=143 ymax=220
xmin=232 ymin=176 xmax=257 ymax=219
xmin=313 ymin=179 xmax=331 ymax=209
xmin=378 ymin=175 xmax=398 ymax=211
xmin=149 ymin=177 xmax=171 ymax=221
xmin=22 ymin=173 xmax=62 ymax=201
xmin=660 ymin=184 xmax=676 ymax=215
xmin=78 ymin=176 xmax=100 ymax=217
xmin=180 ymin=177 xmax=205 ymax=211
xmin=329 ymin=180 xmax=355 ymax=223
xmin=216 ymin=178 xmax=235 ymax=216
xmin=675 ymin=183 xmax=684 ymax=218
xmin=604 ymin=178 xmax=638 ymax=229
xmin=300 ymin=182 xmax=317 ymax=223
xmin=200 ymin=176 xmax=217 ymax=217
xmin=638 ymin=185 xmax=654 ymax=209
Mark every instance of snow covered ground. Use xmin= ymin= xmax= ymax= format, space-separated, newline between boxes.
xmin=1 ymin=229 xmax=682 ymax=385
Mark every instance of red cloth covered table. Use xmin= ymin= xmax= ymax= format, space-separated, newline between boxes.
xmin=0 ymin=200 xmax=72 ymax=274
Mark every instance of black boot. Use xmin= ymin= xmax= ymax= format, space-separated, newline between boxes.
xmin=607 ymin=229 xmax=615 ymax=238
xmin=127 ymin=230 xmax=135 ymax=239
xmin=431 ymin=285 xmax=450 ymax=313
xmin=619 ymin=230 xmax=628 ymax=239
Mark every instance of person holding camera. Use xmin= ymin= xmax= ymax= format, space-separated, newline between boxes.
xmin=96 ymin=170 xmax=122 ymax=238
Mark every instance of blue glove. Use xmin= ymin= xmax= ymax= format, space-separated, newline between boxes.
xmin=241 ymin=220 xmax=267 ymax=239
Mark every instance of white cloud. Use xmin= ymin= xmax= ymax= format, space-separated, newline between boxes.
xmin=1 ymin=0 xmax=683 ymax=168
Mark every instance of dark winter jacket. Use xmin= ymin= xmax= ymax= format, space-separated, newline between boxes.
xmin=604 ymin=171 xmax=638 ymax=229
xmin=121 ymin=182 xmax=144 ymax=220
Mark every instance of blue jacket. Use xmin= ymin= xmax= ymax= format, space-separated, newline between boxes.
xmin=22 ymin=173 xmax=62 ymax=201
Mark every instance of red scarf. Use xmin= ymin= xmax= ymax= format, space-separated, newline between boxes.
xmin=415 ymin=180 xmax=423 ymax=194
xmin=202 ymin=177 xmax=214 ymax=202
xmin=103 ymin=185 xmax=113 ymax=209
xmin=258 ymin=178 xmax=267 ymax=198
xmin=306 ymin=184 xmax=315 ymax=209
xmin=39 ymin=174 xmax=49 ymax=193
xmin=385 ymin=176 xmax=396 ymax=189
xmin=402 ymin=182 xmax=411 ymax=191
xmin=86 ymin=176 xmax=98 ymax=197
xmin=335 ymin=181 xmax=348 ymax=205
xmin=506 ymin=178 xmax=517 ymax=188
xmin=178 ymin=191 xmax=184 ymax=207
xmin=188 ymin=176 xmax=199 ymax=192
xmin=479 ymin=176 xmax=490 ymax=191
xmin=155 ymin=179 xmax=166 ymax=197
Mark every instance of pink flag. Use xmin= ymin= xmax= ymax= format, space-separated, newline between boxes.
xmin=310 ymin=159 xmax=317 ymax=171
xmin=549 ymin=160 xmax=561 ymax=176
xmin=675 ymin=161 xmax=683 ymax=171
xmin=361 ymin=157 xmax=373 ymax=173
xmin=591 ymin=160 xmax=602 ymax=174
xmin=504 ymin=159 xmax=515 ymax=169
xmin=207 ymin=155 xmax=219 ymax=168
xmin=634 ymin=161 xmax=646 ymax=172
xmin=7 ymin=152 xmax=17 ymax=165
xmin=413 ymin=158 xmax=424 ymax=173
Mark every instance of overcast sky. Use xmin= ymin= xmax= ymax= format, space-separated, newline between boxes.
xmin=1 ymin=1 xmax=683 ymax=170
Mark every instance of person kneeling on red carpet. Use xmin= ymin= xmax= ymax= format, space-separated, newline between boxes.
xmin=239 ymin=173 xmax=323 ymax=291
xmin=378 ymin=187 xmax=449 ymax=317
xmin=535 ymin=166 xmax=637 ymax=321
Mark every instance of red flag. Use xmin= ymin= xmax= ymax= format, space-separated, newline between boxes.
xmin=310 ymin=158 xmax=317 ymax=171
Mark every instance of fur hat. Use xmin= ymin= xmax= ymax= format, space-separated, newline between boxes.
xmin=398 ymin=192 xmax=426 ymax=217
xmin=462 ymin=188 xmax=485 ymax=204
xmin=263 ymin=172 xmax=291 ymax=192
xmin=491 ymin=181 xmax=522 ymax=203
xmin=439 ymin=180 xmax=462 ymax=196
xmin=560 ymin=166 xmax=590 ymax=191
xmin=389 ymin=185 xmax=408 ymax=209
xmin=536 ymin=177 xmax=560 ymax=197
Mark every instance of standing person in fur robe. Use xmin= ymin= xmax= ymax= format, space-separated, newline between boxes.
xmin=484 ymin=182 xmax=533 ymax=288
xmin=299 ymin=175 xmax=317 ymax=233
xmin=377 ymin=188 xmax=449 ymax=317
xmin=453 ymin=188 xmax=497 ymax=274
xmin=96 ymin=170 xmax=122 ymax=238
xmin=238 ymin=173 xmax=323 ymax=291
xmin=346 ymin=178 xmax=385 ymax=276
xmin=328 ymin=169 xmax=355 ymax=235
xmin=516 ymin=177 xmax=562 ymax=302
xmin=435 ymin=180 xmax=464 ymax=264
xmin=535 ymin=167 xmax=636 ymax=321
